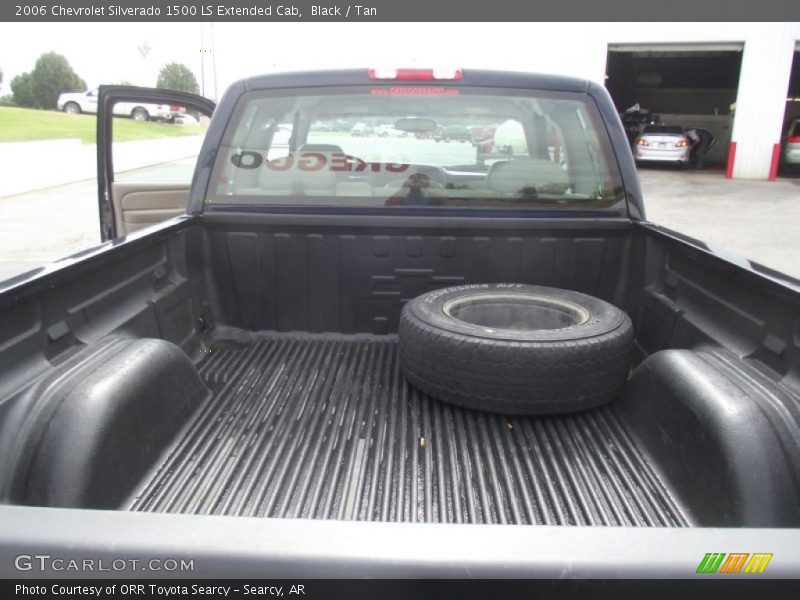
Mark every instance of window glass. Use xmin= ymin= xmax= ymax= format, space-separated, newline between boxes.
xmin=209 ymin=86 xmax=625 ymax=211
xmin=112 ymin=100 xmax=207 ymax=185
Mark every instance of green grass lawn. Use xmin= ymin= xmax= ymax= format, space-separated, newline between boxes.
xmin=0 ymin=107 xmax=205 ymax=144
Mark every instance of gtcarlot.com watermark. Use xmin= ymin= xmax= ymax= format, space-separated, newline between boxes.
xmin=14 ymin=554 xmax=194 ymax=573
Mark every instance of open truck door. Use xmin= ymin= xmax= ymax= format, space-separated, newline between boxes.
xmin=97 ymin=85 xmax=215 ymax=240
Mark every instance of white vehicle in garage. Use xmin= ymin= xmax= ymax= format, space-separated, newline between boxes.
xmin=633 ymin=125 xmax=691 ymax=165
xmin=57 ymin=89 xmax=185 ymax=122
xmin=783 ymin=118 xmax=800 ymax=165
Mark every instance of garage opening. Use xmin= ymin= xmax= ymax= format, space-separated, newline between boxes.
xmin=605 ymin=43 xmax=743 ymax=170
xmin=778 ymin=45 xmax=800 ymax=177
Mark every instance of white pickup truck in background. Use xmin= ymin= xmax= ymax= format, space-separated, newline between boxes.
xmin=57 ymin=88 xmax=185 ymax=122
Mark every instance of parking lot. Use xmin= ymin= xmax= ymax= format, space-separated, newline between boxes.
xmin=640 ymin=166 xmax=800 ymax=280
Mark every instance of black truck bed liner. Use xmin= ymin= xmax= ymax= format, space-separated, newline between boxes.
xmin=130 ymin=333 xmax=688 ymax=527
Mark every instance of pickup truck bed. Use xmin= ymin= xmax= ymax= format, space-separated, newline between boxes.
xmin=2 ymin=215 xmax=797 ymax=532
xmin=130 ymin=331 xmax=687 ymax=526
xmin=2 ymin=69 xmax=800 ymax=577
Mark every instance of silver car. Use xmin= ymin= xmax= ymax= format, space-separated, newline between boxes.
xmin=633 ymin=125 xmax=691 ymax=165
xmin=783 ymin=118 xmax=800 ymax=165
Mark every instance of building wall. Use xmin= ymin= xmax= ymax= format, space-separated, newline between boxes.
xmin=729 ymin=24 xmax=797 ymax=179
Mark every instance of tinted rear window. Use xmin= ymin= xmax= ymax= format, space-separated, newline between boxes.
xmin=208 ymin=86 xmax=625 ymax=211
xmin=643 ymin=125 xmax=684 ymax=135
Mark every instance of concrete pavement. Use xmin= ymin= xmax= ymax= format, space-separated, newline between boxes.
xmin=0 ymin=136 xmax=204 ymax=198
xmin=0 ymin=159 xmax=196 ymax=282
xmin=639 ymin=167 xmax=800 ymax=280
xmin=0 ymin=179 xmax=100 ymax=282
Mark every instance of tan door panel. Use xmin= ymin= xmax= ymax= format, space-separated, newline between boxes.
xmin=112 ymin=182 xmax=190 ymax=236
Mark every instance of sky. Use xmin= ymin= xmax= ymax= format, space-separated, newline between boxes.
xmin=5 ymin=22 xmax=794 ymax=102
xmin=0 ymin=22 xmax=611 ymax=99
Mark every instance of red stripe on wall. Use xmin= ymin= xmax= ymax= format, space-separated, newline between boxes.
xmin=725 ymin=141 xmax=737 ymax=179
xmin=768 ymin=143 xmax=781 ymax=181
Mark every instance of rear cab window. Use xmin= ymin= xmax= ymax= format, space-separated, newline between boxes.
xmin=208 ymin=85 xmax=626 ymax=212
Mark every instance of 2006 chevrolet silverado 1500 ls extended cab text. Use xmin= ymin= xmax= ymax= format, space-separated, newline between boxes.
xmin=0 ymin=69 xmax=798 ymax=578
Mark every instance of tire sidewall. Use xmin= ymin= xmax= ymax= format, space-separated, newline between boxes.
xmin=406 ymin=283 xmax=627 ymax=343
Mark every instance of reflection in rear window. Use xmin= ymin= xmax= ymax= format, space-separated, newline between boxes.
xmin=208 ymin=86 xmax=626 ymax=211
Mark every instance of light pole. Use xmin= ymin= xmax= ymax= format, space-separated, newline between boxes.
xmin=200 ymin=23 xmax=218 ymax=100
xmin=138 ymin=41 xmax=151 ymax=86
xmin=210 ymin=22 xmax=218 ymax=101
xmin=199 ymin=24 xmax=205 ymax=97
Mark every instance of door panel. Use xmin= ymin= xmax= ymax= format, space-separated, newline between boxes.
xmin=112 ymin=183 xmax=190 ymax=235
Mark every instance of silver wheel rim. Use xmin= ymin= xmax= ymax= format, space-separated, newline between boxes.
xmin=442 ymin=293 xmax=590 ymax=332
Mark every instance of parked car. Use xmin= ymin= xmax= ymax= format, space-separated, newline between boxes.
xmin=173 ymin=113 xmax=199 ymax=126
xmin=434 ymin=125 xmax=472 ymax=143
xmin=633 ymin=125 xmax=691 ymax=165
xmin=782 ymin=118 xmax=800 ymax=165
xmin=468 ymin=124 xmax=497 ymax=144
xmin=57 ymin=88 xmax=184 ymax=122
xmin=351 ymin=122 xmax=374 ymax=137
xmin=375 ymin=124 xmax=407 ymax=137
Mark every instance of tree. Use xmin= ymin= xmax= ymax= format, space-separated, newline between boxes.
xmin=156 ymin=63 xmax=199 ymax=94
xmin=29 ymin=52 xmax=86 ymax=109
xmin=7 ymin=53 xmax=86 ymax=110
xmin=11 ymin=72 xmax=36 ymax=108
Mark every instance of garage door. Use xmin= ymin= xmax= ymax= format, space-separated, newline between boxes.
xmin=605 ymin=43 xmax=744 ymax=167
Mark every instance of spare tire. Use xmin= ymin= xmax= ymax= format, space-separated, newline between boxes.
xmin=399 ymin=284 xmax=633 ymax=415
